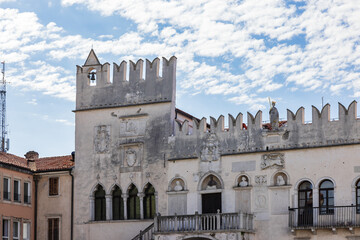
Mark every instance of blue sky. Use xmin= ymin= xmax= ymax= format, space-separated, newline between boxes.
xmin=0 ymin=0 xmax=359 ymax=157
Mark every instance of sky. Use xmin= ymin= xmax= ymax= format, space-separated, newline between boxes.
xmin=0 ymin=0 xmax=359 ymax=157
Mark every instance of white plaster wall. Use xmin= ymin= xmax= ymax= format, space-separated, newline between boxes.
xmin=166 ymin=144 xmax=360 ymax=240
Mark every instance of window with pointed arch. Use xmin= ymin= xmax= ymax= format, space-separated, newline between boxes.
xmin=94 ymin=185 xmax=106 ymax=221
xmin=143 ymin=184 xmax=156 ymax=219
xmin=319 ymin=180 xmax=334 ymax=215
xmin=112 ymin=186 xmax=124 ymax=220
xmin=356 ymin=179 xmax=360 ymax=213
xmin=127 ymin=184 xmax=140 ymax=219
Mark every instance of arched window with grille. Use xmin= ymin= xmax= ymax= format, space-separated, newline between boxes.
xmin=319 ymin=180 xmax=334 ymax=215
xmin=356 ymin=180 xmax=360 ymax=213
xmin=127 ymin=184 xmax=140 ymax=219
xmin=298 ymin=181 xmax=313 ymax=226
xmin=112 ymin=186 xmax=124 ymax=220
xmin=143 ymin=183 xmax=156 ymax=219
xmin=94 ymin=185 xmax=106 ymax=221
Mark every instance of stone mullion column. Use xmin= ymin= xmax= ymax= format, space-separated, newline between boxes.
xmin=89 ymin=196 xmax=95 ymax=221
xmin=313 ymin=188 xmax=319 ymax=226
xmin=122 ymin=194 xmax=128 ymax=220
xmin=106 ymin=194 xmax=112 ymax=220
xmin=155 ymin=192 xmax=159 ymax=215
xmin=138 ymin=193 xmax=145 ymax=219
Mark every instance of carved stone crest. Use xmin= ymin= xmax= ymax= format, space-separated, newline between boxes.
xmin=125 ymin=148 xmax=137 ymax=167
xmin=261 ymin=153 xmax=284 ymax=169
xmin=200 ymin=133 xmax=220 ymax=162
xmin=94 ymin=125 xmax=110 ymax=153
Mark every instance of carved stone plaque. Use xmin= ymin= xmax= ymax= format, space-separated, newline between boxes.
xmin=94 ymin=125 xmax=110 ymax=153
xmin=261 ymin=153 xmax=284 ymax=170
xmin=119 ymin=119 xmax=146 ymax=137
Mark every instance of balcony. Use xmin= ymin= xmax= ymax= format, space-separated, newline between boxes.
xmin=156 ymin=212 xmax=253 ymax=237
xmin=131 ymin=212 xmax=254 ymax=240
xmin=289 ymin=205 xmax=360 ymax=233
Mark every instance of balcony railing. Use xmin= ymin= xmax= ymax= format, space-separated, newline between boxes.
xmin=24 ymin=195 xmax=31 ymax=204
xmin=155 ymin=211 xmax=254 ymax=233
xmin=14 ymin=193 xmax=21 ymax=202
xmin=289 ymin=205 xmax=360 ymax=229
xmin=3 ymin=191 xmax=10 ymax=200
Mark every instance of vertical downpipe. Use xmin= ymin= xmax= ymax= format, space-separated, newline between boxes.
xmin=34 ymin=176 xmax=39 ymax=240
xmin=70 ymin=169 xmax=74 ymax=240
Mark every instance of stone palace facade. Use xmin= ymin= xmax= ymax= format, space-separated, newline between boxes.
xmin=73 ymin=50 xmax=360 ymax=240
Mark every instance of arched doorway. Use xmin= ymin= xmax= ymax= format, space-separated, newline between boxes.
xmin=200 ymin=175 xmax=222 ymax=213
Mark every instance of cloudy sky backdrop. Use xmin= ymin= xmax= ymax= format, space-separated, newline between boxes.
xmin=0 ymin=0 xmax=359 ymax=157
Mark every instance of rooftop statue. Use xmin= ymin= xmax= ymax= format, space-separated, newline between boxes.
xmin=269 ymin=101 xmax=279 ymax=130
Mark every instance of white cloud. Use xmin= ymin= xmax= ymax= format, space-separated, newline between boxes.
xmin=56 ymin=0 xmax=360 ymax=109
xmin=0 ymin=0 xmax=359 ymax=110
xmin=55 ymin=119 xmax=75 ymax=126
xmin=26 ymin=98 xmax=37 ymax=105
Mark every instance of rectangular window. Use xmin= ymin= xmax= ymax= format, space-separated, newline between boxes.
xmin=24 ymin=182 xmax=31 ymax=204
xmin=48 ymin=218 xmax=59 ymax=240
xmin=3 ymin=178 xmax=10 ymax=200
xmin=23 ymin=223 xmax=30 ymax=240
xmin=49 ymin=178 xmax=59 ymax=196
xmin=2 ymin=219 xmax=9 ymax=240
xmin=13 ymin=221 xmax=20 ymax=240
xmin=14 ymin=180 xmax=20 ymax=202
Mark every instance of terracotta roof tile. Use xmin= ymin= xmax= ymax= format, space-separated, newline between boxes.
xmin=0 ymin=152 xmax=74 ymax=172
xmin=0 ymin=152 xmax=28 ymax=169
xmin=35 ymin=155 xmax=74 ymax=171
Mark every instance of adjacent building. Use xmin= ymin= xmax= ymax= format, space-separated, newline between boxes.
xmin=0 ymin=151 xmax=74 ymax=240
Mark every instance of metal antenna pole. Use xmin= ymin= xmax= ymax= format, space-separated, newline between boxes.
xmin=0 ymin=61 xmax=7 ymax=152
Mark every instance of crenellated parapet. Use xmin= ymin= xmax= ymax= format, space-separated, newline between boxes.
xmin=170 ymin=101 xmax=360 ymax=160
xmin=76 ymin=50 xmax=176 ymax=110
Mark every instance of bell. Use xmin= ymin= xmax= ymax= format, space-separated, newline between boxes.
xmin=88 ymin=72 xmax=96 ymax=81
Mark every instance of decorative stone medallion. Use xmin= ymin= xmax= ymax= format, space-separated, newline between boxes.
xmin=94 ymin=125 xmax=110 ymax=153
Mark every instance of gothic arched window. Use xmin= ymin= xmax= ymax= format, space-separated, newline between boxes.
xmin=94 ymin=185 xmax=106 ymax=221
xmin=112 ymin=186 xmax=124 ymax=220
xmin=127 ymin=184 xmax=140 ymax=219
xmin=319 ymin=180 xmax=334 ymax=215
xmin=143 ymin=184 xmax=156 ymax=219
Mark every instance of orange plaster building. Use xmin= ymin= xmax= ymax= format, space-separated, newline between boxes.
xmin=0 ymin=151 xmax=74 ymax=240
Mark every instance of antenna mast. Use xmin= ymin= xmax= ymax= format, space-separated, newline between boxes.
xmin=0 ymin=61 xmax=8 ymax=152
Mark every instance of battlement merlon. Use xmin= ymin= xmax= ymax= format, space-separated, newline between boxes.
xmin=172 ymin=101 xmax=360 ymax=155
xmin=75 ymin=50 xmax=177 ymax=111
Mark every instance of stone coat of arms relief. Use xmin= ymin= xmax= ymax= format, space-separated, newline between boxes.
xmin=125 ymin=148 xmax=137 ymax=167
xmin=200 ymin=133 xmax=220 ymax=162
xmin=94 ymin=125 xmax=110 ymax=153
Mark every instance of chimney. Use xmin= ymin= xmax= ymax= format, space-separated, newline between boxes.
xmin=25 ymin=151 xmax=39 ymax=171
xmin=71 ymin=151 xmax=75 ymax=162
xmin=25 ymin=151 xmax=39 ymax=161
